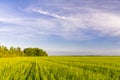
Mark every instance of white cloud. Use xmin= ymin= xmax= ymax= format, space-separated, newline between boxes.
xmin=1 ymin=6 xmax=120 ymax=41
xmin=0 ymin=27 xmax=13 ymax=32
xmin=88 ymin=11 xmax=120 ymax=37
xmin=32 ymin=8 xmax=120 ymax=40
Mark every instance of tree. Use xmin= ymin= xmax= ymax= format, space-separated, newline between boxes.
xmin=16 ymin=47 xmax=24 ymax=56
xmin=0 ymin=45 xmax=48 ymax=57
xmin=23 ymin=48 xmax=48 ymax=56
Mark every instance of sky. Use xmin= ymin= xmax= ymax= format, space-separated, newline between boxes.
xmin=0 ymin=0 xmax=120 ymax=55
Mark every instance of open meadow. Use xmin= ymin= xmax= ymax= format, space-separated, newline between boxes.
xmin=0 ymin=56 xmax=120 ymax=80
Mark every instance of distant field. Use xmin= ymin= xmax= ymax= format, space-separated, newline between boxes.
xmin=0 ymin=56 xmax=120 ymax=80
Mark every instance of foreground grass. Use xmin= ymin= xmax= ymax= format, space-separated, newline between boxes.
xmin=0 ymin=56 xmax=120 ymax=80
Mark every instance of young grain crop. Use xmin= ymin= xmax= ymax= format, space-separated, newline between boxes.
xmin=0 ymin=56 xmax=120 ymax=80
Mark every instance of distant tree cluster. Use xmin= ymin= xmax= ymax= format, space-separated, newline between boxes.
xmin=0 ymin=45 xmax=48 ymax=57
xmin=23 ymin=48 xmax=48 ymax=56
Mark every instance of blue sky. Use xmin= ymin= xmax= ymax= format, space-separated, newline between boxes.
xmin=0 ymin=0 xmax=120 ymax=55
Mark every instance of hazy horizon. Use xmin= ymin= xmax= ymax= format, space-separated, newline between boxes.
xmin=47 ymin=50 xmax=120 ymax=56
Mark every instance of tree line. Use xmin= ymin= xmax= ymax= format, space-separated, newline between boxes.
xmin=0 ymin=45 xmax=48 ymax=57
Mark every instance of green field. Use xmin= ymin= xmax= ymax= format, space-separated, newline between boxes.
xmin=0 ymin=56 xmax=120 ymax=80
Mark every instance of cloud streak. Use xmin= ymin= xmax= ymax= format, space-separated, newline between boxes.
xmin=32 ymin=8 xmax=74 ymax=20
xmin=1 ymin=7 xmax=120 ymax=41
xmin=30 ymin=7 xmax=120 ymax=40
xmin=1 ymin=0 xmax=120 ymax=41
